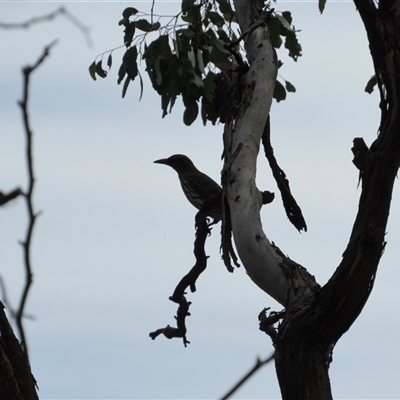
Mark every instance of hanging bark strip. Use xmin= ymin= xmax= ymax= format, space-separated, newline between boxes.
xmin=261 ymin=115 xmax=307 ymax=232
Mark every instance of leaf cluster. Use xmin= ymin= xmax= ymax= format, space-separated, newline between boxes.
xmin=89 ymin=1 xmax=303 ymax=125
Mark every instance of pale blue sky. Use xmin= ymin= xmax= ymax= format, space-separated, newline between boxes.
xmin=1 ymin=1 xmax=399 ymax=399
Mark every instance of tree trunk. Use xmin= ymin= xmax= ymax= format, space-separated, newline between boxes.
xmin=228 ymin=1 xmax=400 ymax=399
xmin=0 ymin=302 xmax=38 ymax=400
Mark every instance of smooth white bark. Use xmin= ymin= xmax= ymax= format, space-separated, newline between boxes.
xmin=227 ymin=1 xmax=290 ymax=305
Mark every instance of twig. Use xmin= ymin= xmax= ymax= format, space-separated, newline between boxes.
xmin=0 ymin=188 xmax=22 ymax=206
xmin=17 ymin=39 xmax=57 ymax=356
xmin=151 ymin=0 xmax=156 ymax=24
xmin=220 ymin=352 xmax=275 ymax=400
xmin=149 ymin=296 xmax=191 ymax=347
xmin=0 ymin=6 xmax=92 ymax=47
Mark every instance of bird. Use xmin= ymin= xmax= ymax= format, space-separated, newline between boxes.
xmin=154 ymin=154 xmax=222 ymax=221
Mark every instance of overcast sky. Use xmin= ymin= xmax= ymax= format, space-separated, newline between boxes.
xmin=1 ymin=1 xmax=399 ymax=399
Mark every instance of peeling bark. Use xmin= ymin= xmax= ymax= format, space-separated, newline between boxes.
xmin=226 ymin=1 xmax=318 ymax=307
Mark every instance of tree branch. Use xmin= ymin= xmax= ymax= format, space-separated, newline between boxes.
xmin=0 ymin=188 xmax=22 ymax=206
xmin=17 ymin=40 xmax=57 ymax=356
xmin=0 ymin=7 xmax=92 ymax=47
xmin=150 ymin=200 xmax=217 ymax=345
xmin=220 ymin=352 xmax=275 ymax=400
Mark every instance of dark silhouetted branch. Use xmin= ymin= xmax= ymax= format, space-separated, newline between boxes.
xmin=0 ymin=42 xmax=58 ymax=399
xmin=0 ymin=7 xmax=92 ymax=47
xmin=0 ymin=301 xmax=38 ymax=400
xmin=149 ymin=296 xmax=191 ymax=347
xmin=261 ymin=115 xmax=307 ymax=232
xmin=17 ymin=40 xmax=57 ymax=356
xmin=0 ymin=188 xmax=22 ymax=206
xmin=150 ymin=197 xmax=221 ymax=346
xmin=220 ymin=352 xmax=275 ymax=400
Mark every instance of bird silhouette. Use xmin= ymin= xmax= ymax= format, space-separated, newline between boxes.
xmin=154 ymin=154 xmax=222 ymax=221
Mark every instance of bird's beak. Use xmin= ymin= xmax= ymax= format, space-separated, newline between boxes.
xmin=154 ymin=158 xmax=169 ymax=165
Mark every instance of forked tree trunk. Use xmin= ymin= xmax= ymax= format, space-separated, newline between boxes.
xmin=228 ymin=1 xmax=400 ymax=398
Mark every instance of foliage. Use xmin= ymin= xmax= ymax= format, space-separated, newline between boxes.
xmin=89 ymin=0 xmax=302 ymax=125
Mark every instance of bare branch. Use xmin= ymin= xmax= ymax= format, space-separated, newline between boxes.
xmin=149 ymin=296 xmax=191 ymax=347
xmin=0 ymin=188 xmax=22 ymax=206
xmin=170 ymin=203 xmax=216 ymax=302
xmin=150 ymin=197 xmax=221 ymax=345
xmin=0 ymin=6 xmax=92 ymax=47
xmin=220 ymin=352 xmax=275 ymax=400
xmin=16 ymin=40 xmax=57 ymax=355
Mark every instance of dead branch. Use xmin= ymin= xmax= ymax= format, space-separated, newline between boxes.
xmin=220 ymin=352 xmax=275 ymax=400
xmin=0 ymin=6 xmax=92 ymax=47
xmin=16 ymin=40 xmax=57 ymax=356
xmin=150 ymin=196 xmax=221 ymax=345
xmin=149 ymin=296 xmax=191 ymax=347
xmin=0 ymin=188 xmax=22 ymax=206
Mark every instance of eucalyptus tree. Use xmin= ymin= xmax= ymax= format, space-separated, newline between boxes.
xmin=92 ymin=1 xmax=400 ymax=398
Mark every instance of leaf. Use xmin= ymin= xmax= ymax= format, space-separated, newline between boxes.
xmin=117 ymin=62 xmax=126 ymax=85
xmin=123 ymin=22 xmax=135 ymax=47
xmin=217 ymin=0 xmax=234 ymax=21
xmin=276 ymin=14 xmax=293 ymax=32
xmin=122 ymin=7 xmax=138 ymax=19
xmin=282 ymin=11 xmax=292 ymax=26
xmin=217 ymin=28 xmax=230 ymax=44
xmin=285 ymin=32 xmax=302 ymax=61
xmin=365 ymin=74 xmax=377 ymax=94
xmin=95 ymin=60 xmax=107 ymax=78
xmin=197 ymin=48 xmax=205 ymax=74
xmin=123 ymin=46 xmax=138 ymax=80
xmin=273 ymin=80 xmax=286 ymax=102
xmin=203 ymin=71 xmax=215 ymax=102
xmin=107 ymin=53 xmax=112 ymax=69
xmin=151 ymin=22 xmax=161 ymax=31
xmin=181 ymin=2 xmax=199 ymax=23
xmin=285 ymin=80 xmax=296 ymax=93
xmin=268 ymin=15 xmax=283 ymax=49
xmin=208 ymin=38 xmax=231 ymax=69
xmin=143 ymin=35 xmax=172 ymax=61
xmin=134 ymin=19 xmax=151 ymax=32
xmin=138 ymin=71 xmax=144 ymax=101
xmin=122 ymin=75 xmax=130 ymax=98
xmin=161 ymin=93 xmax=170 ymax=118
xmin=190 ymin=72 xmax=203 ymax=88
xmin=134 ymin=19 xmax=160 ymax=32
xmin=188 ymin=46 xmax=196 ymax=68
xmin=181 ymin=0 xmax=195 ymax=13
xmin=207 ymin=11 xmax=225 ymax=27
xmin=88 ymin=60 xmax=97 ymax=81
xmin=154 ymin=56 xmax=163 ymax=86
xmin=119 ymin=8 xmax=139 ymax=27
xmin=319 ymin=0 xmax=327 ymax=14
xmin=183 ymin=101 xmax=199 ymax=126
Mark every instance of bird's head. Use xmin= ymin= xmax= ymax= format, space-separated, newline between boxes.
xmin=154 ymin=154 xmax=197 ymax=175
